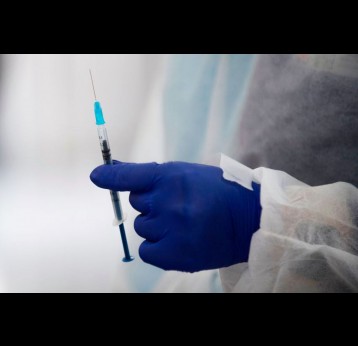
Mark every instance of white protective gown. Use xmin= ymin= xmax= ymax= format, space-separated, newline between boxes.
xmin=220 ymin=155 xmax=358 ymax=293
xmin=154 ymin=54 xmax=358 ymax=293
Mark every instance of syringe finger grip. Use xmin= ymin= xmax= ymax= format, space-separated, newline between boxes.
xmin=113 ymin=213 xmax=127 ymax=226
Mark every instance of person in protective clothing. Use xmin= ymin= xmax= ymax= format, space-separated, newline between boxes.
xmin=91 ymin=54 xmax=358 ymax=293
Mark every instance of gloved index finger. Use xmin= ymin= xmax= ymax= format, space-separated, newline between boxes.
xmin=90 ymin=161 xmax=158 ymax=192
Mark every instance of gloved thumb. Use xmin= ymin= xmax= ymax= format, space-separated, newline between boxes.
xmin=90 ymin=161 xmax=158 ymax=192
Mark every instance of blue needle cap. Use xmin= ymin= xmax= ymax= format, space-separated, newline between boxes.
xmin=94 ymin=101 xmax=105 ymax=125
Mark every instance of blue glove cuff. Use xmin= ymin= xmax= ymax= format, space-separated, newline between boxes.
xmin=232 ymin=182 xmax=262 ymax=264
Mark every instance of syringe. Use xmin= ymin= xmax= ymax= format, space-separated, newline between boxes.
xmin=90 ymin=70 xmax=134 ymax=262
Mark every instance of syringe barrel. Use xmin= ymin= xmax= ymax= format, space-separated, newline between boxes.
xmin=110 ymin=190 xmax=124 ymax=224
xmin=97 ymin=125 xmax=112 ymax=163
xmin=97 ymin=125 xmax=124 ymax=224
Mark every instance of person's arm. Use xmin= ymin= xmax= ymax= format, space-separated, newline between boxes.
xmin=220 ymin=155 xmax=358 ymax=292
xmin=90 ymin=155 xmax=358 ymax=292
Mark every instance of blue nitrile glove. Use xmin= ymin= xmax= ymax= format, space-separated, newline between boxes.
xmin=90 ymin=161 xmax=262 ymax=273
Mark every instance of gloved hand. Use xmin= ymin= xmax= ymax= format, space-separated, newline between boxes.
xmin=90 ymin=160 xmax=261 ymax=273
